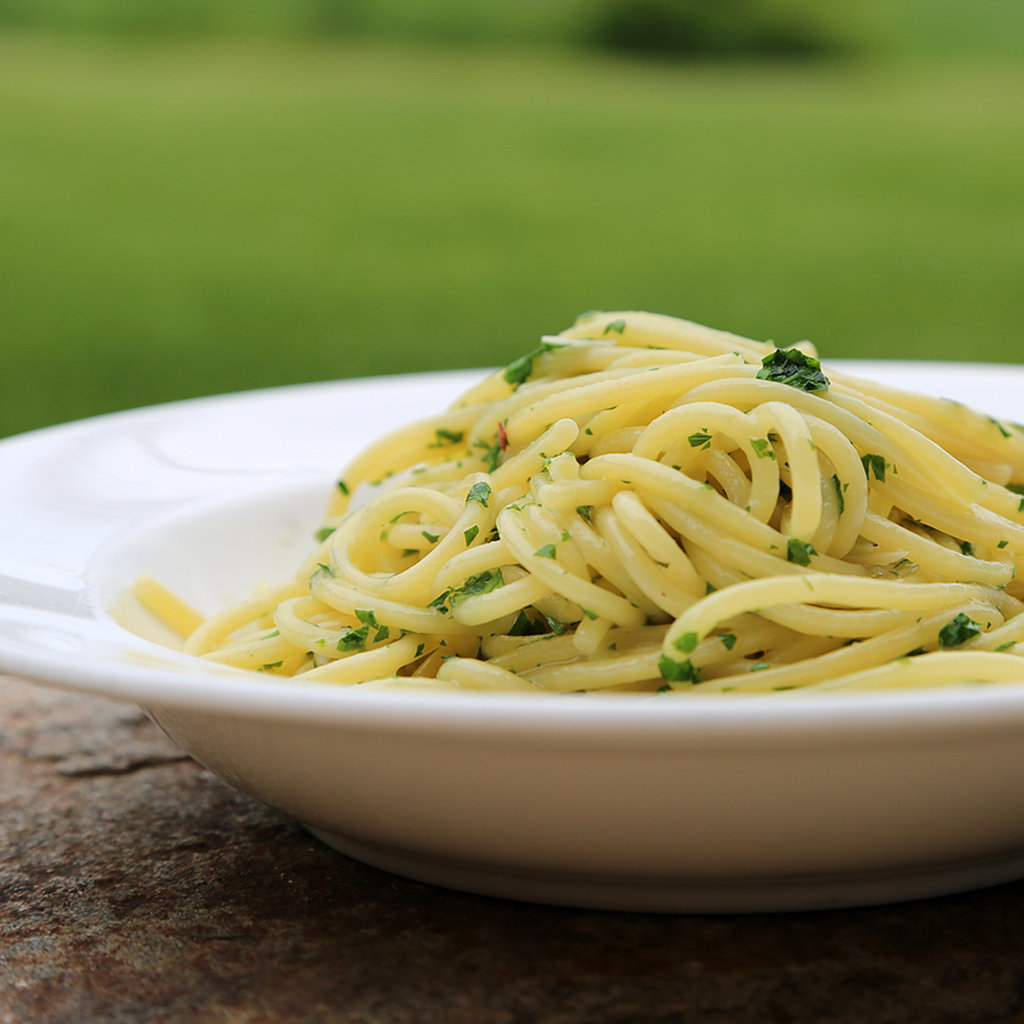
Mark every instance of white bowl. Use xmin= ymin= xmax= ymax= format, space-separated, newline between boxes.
xmin=6 ymin=363 xmax=1024 ymax=912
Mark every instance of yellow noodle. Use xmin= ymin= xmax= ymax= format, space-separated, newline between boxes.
xmin=172 ymin=311 xmax=1024 ymax=695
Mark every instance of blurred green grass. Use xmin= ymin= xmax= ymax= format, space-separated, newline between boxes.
xmin=1 ymin=30 xmax=1023 ymax=436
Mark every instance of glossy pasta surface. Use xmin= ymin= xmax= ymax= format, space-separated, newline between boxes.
xmin=177 ymin=312 xmax=1024 ymax=694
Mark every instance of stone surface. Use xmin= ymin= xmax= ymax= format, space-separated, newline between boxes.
xmin=4 ymin=674 xmax=1024 ymax=1024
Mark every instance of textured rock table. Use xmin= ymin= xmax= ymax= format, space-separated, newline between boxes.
xmin=4 ymin=675 xmax=1024 ymax=1024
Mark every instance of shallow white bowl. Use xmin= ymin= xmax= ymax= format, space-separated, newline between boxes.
xmin=5 ymin=363 xmax=1024 ymax=912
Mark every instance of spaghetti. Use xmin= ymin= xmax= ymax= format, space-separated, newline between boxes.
xmin=153 ymin=311 xmax=1024 ymax=694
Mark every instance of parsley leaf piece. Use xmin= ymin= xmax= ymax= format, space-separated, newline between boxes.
xmin=466 ymin=481 xmax=492 ymax=507
xmin=831 ymin=473 xmax=846 ymax=515
xmin=861 ymin=453 xmax=887 ymax=481
xmin=603 ymin=318 xmax=627 ymax=335
xmin=658 ymin=655 xmax=701 ymax=684
xmin=508 ymin=609 xmax=549 ymax=636
xmin=719 ymin=633 xmax=737 ymax=650
xmin=421 ymin=530 xmax=440 ymax=544
xmin=315 ymin=526 xmax=336 ymax=543
xmin=688 ymin=429 xmax=713 ymax=450
xmin=576 ymin=505 xmax=593 ymax=523
xmin=336 ymin=479 xmax=350 ymax=496
xmin=534 ymin=543 xmax=558 ymax=559
xmin=541 ymin=612 xmax=567 ymax=635
xmin=337 ymin=626 xmax=369 ymax=652
xmin=756 ymin=348 xmax=830 ymax=392
xmin=786 ymin=538 xmax=817 ymax=566
xmin=464 ymin=525 xmax=480 ymax=546
xmin=448 ymin=569 xmax=505 ymax=608
xmin=432 ymin=428 xmax=464 ymax=446
xmin=502 ymin=340 xmax=568 ymax=390
xmin=673 ymin=631 xmax=699 ymax=654
xmin=750 ymin=437 xmax=776 ymax=460
xmin=938 ymin=612 xmax=982 ymax=648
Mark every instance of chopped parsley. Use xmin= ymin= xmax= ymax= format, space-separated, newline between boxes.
xmin=502 ymin=339 xmax=568 ymax=389
xmin=861 ymin=453 xmax=887 ymax=482
xmin=432 ymin=569 xmax=506 ymax=614
xmin=786 ymin=538 xmax=817 ymax=566
xmin=756 ymin=348 xmax=830 ymax=392
xmin=719 ymin=633 xmax=737 ymax=650
xmin=508 ymin=609 xmax=549 ymax=636
xmin=603 ymin=318 xmax=627 ymax=335
xmin=464 ymin=525 xmax=480 ymax=546
xmin=337 ymin=625 xmax=369 ymax=652
xmin=422 ymin=530 xmax=440 ymax=544
xmin=466 ymin=481 xmax=492 ymax=507
xmin=355 ymin=608 xmax=390 ymax=643
xmin=938 ymin=612 xmax=982 ymax=648
xmin=673 ymin=631 xmax=699 ymax=654
xmin=831 ymin=473 xmax=846 ymax=515
xmin=336 ymin=479 xmax=350 ymax=496
xmin=658 ymin=655 xmax=701 ymax=684
xmin=534 ymin=543 xmax=558 ymax=559
xmin=750 ymin=437 xmax=776 ymax=460
xmin=315 ymin=526 xmax=336 ymax=543
xmin=688 ymin=429 xmax=713 ymax=450
xmin=576 ymin=505 xmax=593 ymax=523
xmin=431 ymin=428 xmax=464 ymax=446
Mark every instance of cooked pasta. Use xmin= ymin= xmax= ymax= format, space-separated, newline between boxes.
xmin=160 ymin=311 xmax=1024 ymax=694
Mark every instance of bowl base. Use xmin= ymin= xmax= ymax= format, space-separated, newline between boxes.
xmin=304 ymin=825 xmax=1024 ymax=913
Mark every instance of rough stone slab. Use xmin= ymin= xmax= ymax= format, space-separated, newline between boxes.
xmin=4 ymin=673 xmax=1024 ymax=1024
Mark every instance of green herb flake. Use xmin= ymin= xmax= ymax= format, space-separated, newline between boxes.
xmin=688 ymin=429 xmax=713 ymax=450
xmin=603 ymin=318 xmax=627 ymax=335
xmin=502 ymin=339 xmax=568 ymax=389
xmin=422 ymin=530 xmax=440 ymax=544
xmin=542 ymin=613 xmax=567 ymax=635
xmin=432 ymin=428 xmax=464 ymax=446
xmin=990 ymin=417 xmax=1013 ymax=439
xmin=998 ymin=539 xmax=1010 ymax=549
xmin=449 ymin=569 xmax=505 ymax=608
xmin=831 ymin=473 xmax=846 ymax=515
xmin=337 ymin=626 xmax=369 ymax=652
xmin=336 ymin=479 xmax=350 ymax=496
xmin=354 ymin=609 xmax=390 ymax=641
xmin=314 ymin=562 xmax=334 ymax=578
xmin=576 ymin=505 xmax=593 ymax=523
xmin=258 ymin=661 xmax=283 ymax=672
xmin=786 ymin=538 xmax=817 ymax=566
xmin=861 ymin=453 xmax=887 ymax=481
xmin=938 ymin=612 xmax=982 ymax=649
xmin=581 ymin=608 xmax=599 ymax=621
xmin=315 ymin=526 xmax=336 ymax=543
xmin=719 ymin=633 xmax=737 ymax=650
xmin=508 ymin=609 xmax=548 ymax=636
xmin=535 ymin=543 xmax=558 ymax=559
xmin=959 ymin=540 xmax=975 ymax=557
xmin=466 ymin=481 xmax=492 ymax=507
xmin=750 ymin=437 xmax=776 ymax=460
xmin=464 ymin=525 xmax=480 ymax=546
xmin=756 ymin=348 xmax=830 ymax=392
xmin=995 ymin=641 xmax=1016 ymax=652
xmin=673 ymin=631 xmax=699 ymax=654
xmin=658 ymin=655 xmax=701 ymax=683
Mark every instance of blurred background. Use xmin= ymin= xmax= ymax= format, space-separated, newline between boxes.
xmin=1 ymin=0 xmax=1022 ymax=437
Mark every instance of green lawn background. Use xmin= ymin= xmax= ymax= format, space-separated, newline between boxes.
xmin=1 ymin=13 xmax=1022 ymax=437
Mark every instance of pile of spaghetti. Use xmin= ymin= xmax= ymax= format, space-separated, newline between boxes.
xmin=164 ymin=312 xmax=1024 ymax=694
